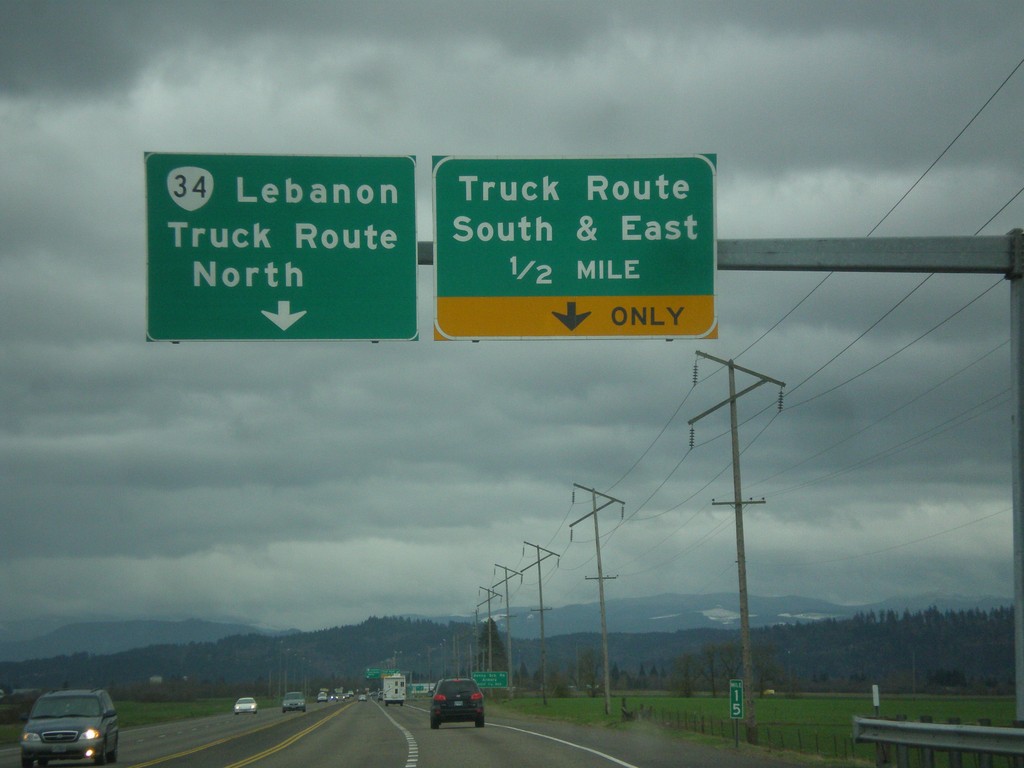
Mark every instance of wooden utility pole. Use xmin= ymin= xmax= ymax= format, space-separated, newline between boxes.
xmin=523 ymin=540 xmax=559 ymax=705
xmin=478 ymin=586 xmax=500 ymax=672
xmin=571 ymin=483 xmax=624 ymax=716
xmin=688 ymin=351 xmax=784 ymax=744
xmin=494 ymin=563 xmax=522 ymax=696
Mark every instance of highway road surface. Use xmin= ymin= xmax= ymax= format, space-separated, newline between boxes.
xmin=1 ymin=697 xmax=806 ymax=768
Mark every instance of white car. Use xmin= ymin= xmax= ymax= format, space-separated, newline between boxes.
xmin=234 ymin=697 xmax=258 ymax=715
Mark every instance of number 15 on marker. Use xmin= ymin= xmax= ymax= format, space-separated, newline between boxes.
xmin=729 ymin=679 xmax=744 ymax=719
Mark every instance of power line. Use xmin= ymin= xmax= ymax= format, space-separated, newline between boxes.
xmin=769 ymin=388 xmax=1010 ymax=499
xmin=605 ymin=378 xmax=699 ymax=491
xmin=975 ymin=183 xmax=1024 ymax=235
xmin=867 ymin=54 xmax=1024 ymax=236
xmin=734 ymin=273 xmax=833 ymax=361
xmin=750 ymin=338 xmax=1009 ymax=489
xmin=786 ymin=274 xmax=933 ymax=396
xmin=755 ymin=508 xmax=1009 ymax=569
xmin=787 ymin=277 xmax=1004 ymax=409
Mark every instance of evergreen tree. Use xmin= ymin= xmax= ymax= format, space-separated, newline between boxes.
xmin=578 ymin=647 xmax=600 ymax=697
xmin=672 ymin=653 xmax=698 ymax=696
xmin=475 ymin=619 xmax=508 ymax=674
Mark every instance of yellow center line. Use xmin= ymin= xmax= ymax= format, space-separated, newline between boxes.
xmin=125 ymin=703 xmax=352 ymax=768
xmin=224 ymin=706 xmax=348 ymax=768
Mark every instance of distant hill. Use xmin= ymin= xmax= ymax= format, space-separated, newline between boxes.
xmin=417 ymin=592 xmax=1012 ymax=638
xmin=0 ymin=592 xmax=1008 ymax=664
xmin=0 ymin=605 xmax=1012 ymax=696
xmin=0 ymin=619 xmax=296 ymax=662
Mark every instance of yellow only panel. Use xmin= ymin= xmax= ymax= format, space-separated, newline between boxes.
xmin=435 ymin=295 xmax=716 ymax=339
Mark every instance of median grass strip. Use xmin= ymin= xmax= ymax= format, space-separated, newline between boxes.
xmin=0 ymin=698 xmax=269 ymax=746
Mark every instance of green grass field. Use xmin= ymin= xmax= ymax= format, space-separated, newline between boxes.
xmin=490 ymin=694 xmax=1018 ymax=765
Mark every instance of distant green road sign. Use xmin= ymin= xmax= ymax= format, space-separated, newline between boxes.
xmin=146 ymin=153 xmax=417 ymax=341
xmin=472 ymin=671 xmax=509 ymax=688
xmin=729 ymin=679 xmax=744 ymax=719
xmin=365 ymin=668 xmax=400 ymax=678
xmin=433 ymin=155 xmax=716 ymax=340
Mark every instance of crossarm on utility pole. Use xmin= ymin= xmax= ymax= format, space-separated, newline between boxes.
xmin=695 ymin=350 xmax=787 ymax=387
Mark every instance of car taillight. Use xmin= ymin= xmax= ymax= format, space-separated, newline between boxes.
xmin=433 ymin=694 xmax=446 ymax=702
xmin=470 ymin=692 xmax=483 ymax=701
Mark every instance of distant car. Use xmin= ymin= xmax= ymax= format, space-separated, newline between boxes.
xmin=358 ymin=694 xmax=367 ymax=702
xmin=430 ymin=678 xmax=484 ymax=729
xmin=281 ymin=692 xmax=306 ymax=712
xmin=20 ymin=688 xmax=119 ymax=767
xmin=233 ymin=697 xmax=258 ymax=715
xmin=316 ymin=692 xmax=328 ymax=703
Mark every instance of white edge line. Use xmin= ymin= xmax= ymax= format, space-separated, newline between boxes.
xmin=490 ymin=723 xmax=642 ymax=768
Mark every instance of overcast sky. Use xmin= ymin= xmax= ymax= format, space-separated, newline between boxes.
xmin=2 ymin=1 xmax=1023 ymax=635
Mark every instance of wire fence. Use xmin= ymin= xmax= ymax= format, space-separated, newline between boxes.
xmin=623 ymin=703 xmax=1024 ymax=767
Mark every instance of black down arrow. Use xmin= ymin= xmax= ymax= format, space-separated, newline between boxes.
xmin=552 ymin=301 xmax=591 ymax=331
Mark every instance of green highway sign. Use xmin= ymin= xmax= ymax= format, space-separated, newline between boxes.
xmin=146 ymin=153 xmax=417 ymax=341
xmin=433 ymin=155 xmax=716 ymax=340
xmin=729 ymin=679 xmax=744 ymax=719
xmin=472 ymin=670 xmax=509 ymax=688
xmin=365 ymin=668 xmax=381 ymax=679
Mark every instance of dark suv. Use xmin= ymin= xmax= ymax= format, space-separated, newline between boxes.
xmin=430 ymin=678 xmax=484 ymax=729
xmin=20 ymin=689 xmax=119 ymax=767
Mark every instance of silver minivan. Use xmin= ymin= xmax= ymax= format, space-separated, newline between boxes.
xmin=20 ymin=689 xmax=118 ymax=767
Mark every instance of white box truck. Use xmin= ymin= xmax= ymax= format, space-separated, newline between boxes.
xmin=382 ymin=673 xmax=406 ymax=706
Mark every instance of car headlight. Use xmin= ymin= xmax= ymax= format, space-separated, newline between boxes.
xmin=21 ymin=732 xmax=41 ymax=743
xmin=81 ymin=728 xmax=101 ymax=740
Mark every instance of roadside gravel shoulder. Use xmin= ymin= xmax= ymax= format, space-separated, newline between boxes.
xmin=485 ymin=703 xmax=847 ymax=768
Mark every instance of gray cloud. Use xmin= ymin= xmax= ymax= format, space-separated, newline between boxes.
xmin=0 ymin=0 xmax=1021 ymax=631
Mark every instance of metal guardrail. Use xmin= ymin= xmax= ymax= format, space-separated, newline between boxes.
xmin=853 ymin=716 xmax=1024 ymax=764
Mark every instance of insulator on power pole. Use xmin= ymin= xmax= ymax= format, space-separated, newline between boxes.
xmin=571 ymin=489 xmax=575 ymax=503
xmin=692 ymin=358 xmax=699 ymax=386
xmin=689 ymin=425 xmax=695 ymax=449
xmin=777 ymin=388 xmax=785 ymax=412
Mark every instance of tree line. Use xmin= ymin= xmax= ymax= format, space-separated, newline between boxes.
xmin=0 ymin=607 xmax=1012 ymax=697
xmin=490 ymin=606 xmax=1014 ymax=697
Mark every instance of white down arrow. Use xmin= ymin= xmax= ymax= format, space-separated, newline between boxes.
xmin=261 ymin=301 xmax=307 ymax=331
